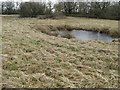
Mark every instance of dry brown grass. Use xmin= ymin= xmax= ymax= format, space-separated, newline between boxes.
xmin=60 ymin=31 xmax=75 ymax=39
xmin=2 ymin=15 xmax=119 ymax=88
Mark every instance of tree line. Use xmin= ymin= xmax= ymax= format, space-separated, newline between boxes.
xmin=1 ymin=1 xmax=119 ymax=20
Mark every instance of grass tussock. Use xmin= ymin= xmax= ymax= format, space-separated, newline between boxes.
xmin=60 ymin=31 xmax=75 ymax=39
xmin=34 ymin=25 xmax=59 ymax=36
xmin=112 ymin=38 xmax=120 ymax=42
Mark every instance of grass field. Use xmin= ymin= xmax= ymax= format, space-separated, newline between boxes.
xmin=2 ymin=15 xmax=119 ymax=88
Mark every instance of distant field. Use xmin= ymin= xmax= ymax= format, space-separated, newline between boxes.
xmin=2 ymin=15 xmax=119 ymax=88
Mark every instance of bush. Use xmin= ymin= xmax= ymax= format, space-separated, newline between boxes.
xmin=2 ymin=2 xmax=19 ymax=15
xmin=19 ymin=2 xmax=46 ymax=17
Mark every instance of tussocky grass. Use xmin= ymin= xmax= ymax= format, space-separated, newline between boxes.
xmin=2 ymin=15 xmax=119 ymax=88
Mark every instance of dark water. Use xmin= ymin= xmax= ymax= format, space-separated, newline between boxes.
xmin=59 ymin=30 xmax=115 ymax=42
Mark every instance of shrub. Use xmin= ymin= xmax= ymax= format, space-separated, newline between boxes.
xmin=19 ymin=2 xmax=46 ymax=17
xmin=2 ymin=2 xmax=16 ymax=15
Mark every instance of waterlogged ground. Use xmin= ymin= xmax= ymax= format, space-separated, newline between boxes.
xmin=2 ymin=16 xmax=119 ymax=88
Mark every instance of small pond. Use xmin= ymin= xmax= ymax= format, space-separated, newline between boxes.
xmin=58 ymin=30 xmax=115 ymax=42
